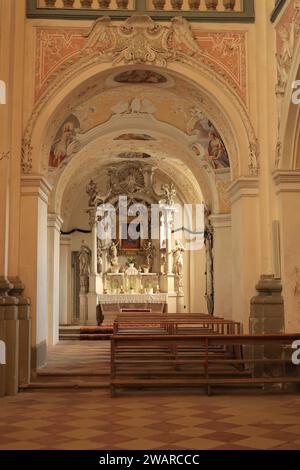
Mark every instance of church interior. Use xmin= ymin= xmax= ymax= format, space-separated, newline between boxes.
xmin=1 ymin=0 xmax=300 ymax=452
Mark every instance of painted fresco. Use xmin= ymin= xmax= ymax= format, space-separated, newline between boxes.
xmin=49 ymin=115 xmax=81 ymax=168
xmin=188 ymin=110 xmax=230 ymax=170
xmin=114 ymin=70 xmax=167 ymax=84
xmin=114 ymin=133 xmax=156 ymax=141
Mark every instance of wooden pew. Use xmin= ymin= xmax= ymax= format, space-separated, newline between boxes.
xmin=114 ymin=316 xmax=241 ymax=335
xmin=110 ymin=333 xmax=300 ymax=396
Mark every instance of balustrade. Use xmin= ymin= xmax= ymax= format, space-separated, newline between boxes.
xmin=28 ymin=0 xmax=254 ymax=21
xmin=39 ymin=0 xmax=241 ymax=11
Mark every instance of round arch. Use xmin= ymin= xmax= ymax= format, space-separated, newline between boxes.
xmin=26 ymin=62 xmax=256 ymax=181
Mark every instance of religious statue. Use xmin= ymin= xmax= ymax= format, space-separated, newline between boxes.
xmin=110 ymin=241 xmax=120 ymax=273
xmin=160 ymin=182 xmax=177 ymax=206
xmin=160 ymin=240 xmax=167 ymax=275
xmin=204 ymin=205 xmax=214 ymax=316
xmin=142 ymin=240 xmax=154 ymax=272
xmin=172 ymin=240 xmax=185 ymax=276
xmin=97 ymin=238 xmax=103 ymax=275
xmin=78 ymin=241 xmax=91 ymax=277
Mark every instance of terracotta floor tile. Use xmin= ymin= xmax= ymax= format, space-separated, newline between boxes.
xmin=235 ymin=436 xmax=286 ymax=450
xmin=116 ymin=438 xmax=164 ymax=450
xmin=62 ymin=429 xmax=107 ymax=440
xmin=1 ymin=342 xmax=300 ymax=451
xmin=173 ymin=427 xmax=215 ymax=438
xmin=175 ymin=437 xmax=224 ymax=450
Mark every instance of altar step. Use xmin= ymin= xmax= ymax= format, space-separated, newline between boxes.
xmin=59 ymin=325 xmax=113 ymax=341
xmin=21 ymin=369 xmax=110 ymax=391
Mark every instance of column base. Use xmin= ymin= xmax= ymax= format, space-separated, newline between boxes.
xmin=249 ymin=275 xmax=285 ymax=380
xmin=87 ymin=292 xmax=98 ymax=325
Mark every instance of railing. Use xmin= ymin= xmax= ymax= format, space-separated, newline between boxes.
xmin=27 ymin=0 xmax=255 ymax=22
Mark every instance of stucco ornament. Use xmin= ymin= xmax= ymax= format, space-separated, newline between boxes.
xmin=82 ymin=15 xmax=199 ymax=67
xmin=23 ymin=15 xmax=256 ymax=179
xmin=248 ymin=140 xmax=260 ymax=177
xmin=276 ymin=1 xmax=300 ymax=95
xmin=21 ymin=138 xmax=33 ymax=173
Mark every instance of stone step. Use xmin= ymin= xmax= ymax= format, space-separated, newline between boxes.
xmin=21 ymin=381 xmax=109 ymax=390
xmin=59 ymin=334 xmax=81 ymax=340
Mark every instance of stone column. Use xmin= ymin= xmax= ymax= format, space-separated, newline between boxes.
xmin=210 ymin=214 xmax=232 ymax=320
xmin=9 ymin=278 xmax=31 ymax=388
xmin=0 ymin=279 xmax=19 ymax=396
xmin=19 ymin=175 xmax=52 ymax=369
xmin=86 ymin=208 xmax=102 ymax=325
xmin=0 ymin=0 xmax=28 ymax=396
xmin=59 ymin=235 xmax=72 ymax=325
xmin=228 ymin=178 xmax=260 ymax=331
xmin=249 ymin=275 xmax=285 ymax=381
xmin=274 ymin=171 xmax=300 ymax=332
xmin=250 ymin=275 xmax=284 ymax=334
xmin=47 ymin=213 xmax=63 ymax=346
xmin=160 ymin=206 xmax=175 ymax=296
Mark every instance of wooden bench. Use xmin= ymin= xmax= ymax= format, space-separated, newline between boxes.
xmin=114 ymin=316 xmax=241 ymax=335
xmin=110 ymin=333 xmax=300 ymax=396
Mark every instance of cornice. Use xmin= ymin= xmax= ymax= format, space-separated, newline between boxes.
xmin=209 ymin=213 xmax=231 ymax=229
xmin=47 ymin=213 xmax=64 ymax=231
xmin=227 ymin=177 xmax=259 ymax=205
xmin=273 ymin=170 xmax=300 ymax=193
xmin=21 ymin=174 xmax=53 ymax=204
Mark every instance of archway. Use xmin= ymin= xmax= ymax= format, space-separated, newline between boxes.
xmin=19 ymin=61 xmax=258 ymax=368
xmin=274 ymin=44 xmax=300 ymax=332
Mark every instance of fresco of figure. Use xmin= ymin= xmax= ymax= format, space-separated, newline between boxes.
xmin=208 ymin=130 xmax=230 ymax=169
xmin=49 ymin=116 xmax=81 ymax=168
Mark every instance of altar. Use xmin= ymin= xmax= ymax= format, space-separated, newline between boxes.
xmin=98 ymin=293 xmax=168 ymax=325
xmin=77 ymin=163 xmax=188 ymax=325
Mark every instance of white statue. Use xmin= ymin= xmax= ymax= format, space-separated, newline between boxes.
xmin=110 ymin=241 xmax=119 ymax=272
xmin=143 ymin=240 xmax=154 ymax=271
xmin=79 ymin=241 xmax=91 ymax=277
xmin=160 ymin=182 xmax=177 ymax=206
xmin=160 ymin=240 xmax=167 ymax=275
xmin=172 ymin=240 xmax=185 ymax=276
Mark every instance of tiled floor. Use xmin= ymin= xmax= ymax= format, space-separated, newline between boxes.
xmin=1 ymin=390 xmax=300 ymax=450
xmin=1 ymin=341 xmax=300 ymax=450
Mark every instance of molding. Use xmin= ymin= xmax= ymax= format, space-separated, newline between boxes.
xmin=209 ymin=213 xmax=231 ymax=229
xmin=47 ymin=213 xmax=64 ymax=232
xmin=227 ymin=177 xmax=259 ymax=205
xmin=273 ymin=170 xmax=300 ymax=193
xmin=26 ymin=0 xmax=255 ymax=23
xmin=60 ymin=234 xmax=72 ymax=244
xmin=271 ymin=0 xmax=287 ymax=23
xmin=21 ymin=175 xmax=53 ymax=204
